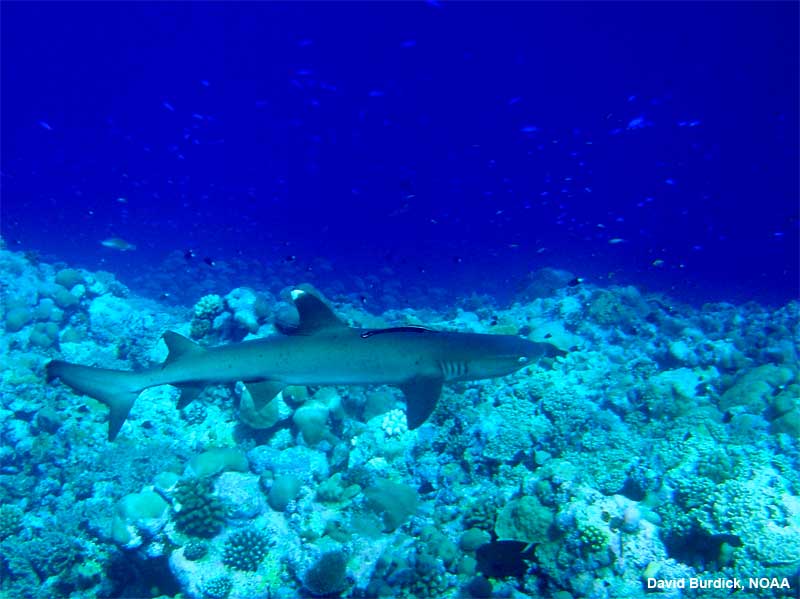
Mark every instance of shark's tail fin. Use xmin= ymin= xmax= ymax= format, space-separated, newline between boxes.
xmin=46 ymin=361 xmax=143 ymax=441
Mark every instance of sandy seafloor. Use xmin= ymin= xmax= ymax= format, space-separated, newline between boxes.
xmin=0 ymin=243 xmax=798 ymax=599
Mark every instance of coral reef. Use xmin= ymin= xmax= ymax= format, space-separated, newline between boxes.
xmin=1 ymin=246 xmax=798 ymax=598
xmin=222 ymin=528 xmax=271 ymax=571
xmin=0 ymin=505 xmax=22 ymax=540
xmin=303 ymin=550 xmax=349 ymax=596
xmin=173 ymin=478 xmax=225 ymax=538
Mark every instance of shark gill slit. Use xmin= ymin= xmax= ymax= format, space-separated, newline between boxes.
xmin=438 ymin=360 xmax=467 ymax=379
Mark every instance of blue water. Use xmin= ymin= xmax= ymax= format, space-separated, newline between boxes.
xmin=2 ymin=2 xmax=797 ymax=305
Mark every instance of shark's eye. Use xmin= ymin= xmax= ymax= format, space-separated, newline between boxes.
xmin=518 ymin=356 xmax=529 ymax=364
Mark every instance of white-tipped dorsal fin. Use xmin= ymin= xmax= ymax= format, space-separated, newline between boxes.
xmin=282 ymin=285 xmax=348 ymax=335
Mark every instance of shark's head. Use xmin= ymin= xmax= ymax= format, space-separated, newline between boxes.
xmin=450 ymin=333 xmax=561 ymax=380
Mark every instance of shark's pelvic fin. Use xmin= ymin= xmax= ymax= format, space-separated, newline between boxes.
xmin=400 ymin=376 xmax=444 ymax=429
xmin=284 ymin=286 xmax=348 ymax=335
xmin=175 ymin=383 xmax=205 ymax=409
xmin=243 ymin=381 xmax=285 ymax=411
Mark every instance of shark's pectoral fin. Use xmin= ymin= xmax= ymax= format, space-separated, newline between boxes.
xmin=176 ymin=383 xmax=205 ymax=409
xmin=243 ymin=381 xmax=285 ymax=411
xmin=399 ymin=377 xmax=443 ymax=429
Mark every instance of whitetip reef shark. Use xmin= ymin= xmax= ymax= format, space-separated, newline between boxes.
xmin=47 ymin=286 xmax=562 ymax=440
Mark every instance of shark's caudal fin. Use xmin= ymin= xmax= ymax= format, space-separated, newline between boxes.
xmin=46 ymin=361 xmax=143 ymax=441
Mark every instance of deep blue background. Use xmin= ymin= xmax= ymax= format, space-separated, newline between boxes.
xmin=2 ymin=2 xmax=798 ymax=305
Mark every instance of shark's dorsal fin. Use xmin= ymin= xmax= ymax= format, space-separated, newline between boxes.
xmin=284 ymin=287 xmax=347 ymax=335
xmin=162 ymin=332 xmax=209 ymax=408
xmin=399 ymin=376 xmax=443 ymax=429
xmin=162 ymin=331 xmax=206 ymax=365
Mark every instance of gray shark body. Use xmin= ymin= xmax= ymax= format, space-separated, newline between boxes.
xmin=47 ymin=287 xmax=560 ymax=440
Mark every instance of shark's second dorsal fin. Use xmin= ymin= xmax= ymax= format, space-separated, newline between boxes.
xmin=284 ymin=286 xmax=347 ymax=335
xmin=162 ymin=331 xmax=206 ymax=365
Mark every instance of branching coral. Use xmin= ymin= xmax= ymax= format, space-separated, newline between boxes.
xmin=222 ymin=528 xmax=270 ymax=571
xmin=0 ymin=505 xmax=22 ymax=540
xmin=173 ymin=478 xmax=225 ymax=538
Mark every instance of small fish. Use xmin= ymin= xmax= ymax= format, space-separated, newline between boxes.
xmin=38 ymin=120 xmax=53 ymax=131
xmin=608 ymin=238 xmax=626 ymax=245
xmin=626 ymin=116 xmax=648 ymax=130
xmin=567 ymin=277 xmax=583 ymax=287
xmin=203 ymin=257 xmax=216 ymax=267
xmin=651 ymin=259 xmax=665 ymax=268
xmin=116 ymin=197 xmax=127 ymax=204
xmin=162 ymin=101 xmax=175 ymax=112
xmin=101 ymin=238 xmax=136 ymax=251
xmin=285 ymin=255 xmax=297 ymax=263
xmin=184 ymin=249 xmax=196 ymax=261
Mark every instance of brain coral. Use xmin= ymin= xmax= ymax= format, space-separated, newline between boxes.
xmin=495 ymin=496 xmax=554 ymax=544
xmin=303 ymin=551 xmax=348 ymax=596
